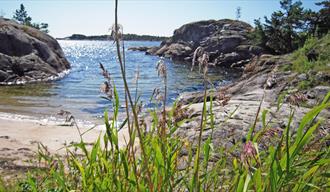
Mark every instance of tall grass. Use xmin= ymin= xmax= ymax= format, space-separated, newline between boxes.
xmin=1 ymin=1 xmax=330 ymax=191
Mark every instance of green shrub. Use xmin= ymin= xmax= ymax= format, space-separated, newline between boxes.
xmin=287 ymin=33 xmax=330 ymax=74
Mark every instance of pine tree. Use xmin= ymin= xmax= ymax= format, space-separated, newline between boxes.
xmin=314 ymin=1 xmax=330 ymax=36
xmin=13 ymin=4 xmax=32 ymax=25
xmin=12 ymin=4 xmax=49 ymax=33
xmin=252 ymin=0 xmax=312 ymax=54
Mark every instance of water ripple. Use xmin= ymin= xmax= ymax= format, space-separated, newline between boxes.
xmin=0 ymin=40 xmax=241 ymax=120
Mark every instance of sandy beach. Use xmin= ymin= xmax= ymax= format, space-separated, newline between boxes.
xmin=0 ymin=112 xmax=129 ymax=181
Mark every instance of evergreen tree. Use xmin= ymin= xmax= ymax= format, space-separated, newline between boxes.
xmin=313 ymin=1 xmax=330 ymax=36
xmin=252 ymin=0 xmax=313 ymax=54
xmin=269 ymin=0 xmax=310 ymax=53
xmin=12 ymin=4 xmax=49 ymax=33
xmin=13 ymin=4 xmax=32 ymax=25
xmin=251 ymin=19 xmax=268 ymax=50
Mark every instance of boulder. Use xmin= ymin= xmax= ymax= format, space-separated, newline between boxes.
xmin=0 ymin=18 xmax=70 ymax=85
xmin=146 ymin=46 xmax=159 ymax=55
xmin=128 ymin=46 xmax=150 ymax=52
xmin=129 ymin=19 xmax=263 ymax=67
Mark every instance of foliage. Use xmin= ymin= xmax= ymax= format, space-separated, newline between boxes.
xmin=13 ymin=4 xmax=49 ymax=33
xmin=13 ymin=4 xmax=32 ymax=26
xmin=31 ymin=23 xmax=49 ymax=34
xmin=251 ymin=0 xmax=329 ymax=54
xmin=313 ymin=1 xmax=330 ymax=37
xmin=286 ymin=32 xmax=330 ymax=74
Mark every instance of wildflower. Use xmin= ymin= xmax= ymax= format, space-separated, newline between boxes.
xmin=240 ymin=140 xmax=258 ymax=168
xmin=243 ymin=141 xmax=257 ymax=157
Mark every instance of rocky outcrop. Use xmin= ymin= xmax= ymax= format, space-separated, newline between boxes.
xmin=0 ymin=18 xmax=70 ymax=85
xmin=176 ymin=54 xmax=330 ymax=152
xmin=130 ymin=19 xmax=263 ymax=67
xmin=128 ymin=46 xmax=150 ymax=52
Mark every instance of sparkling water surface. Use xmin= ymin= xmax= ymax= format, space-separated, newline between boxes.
xmin=0 ymin=40 xmax=241 ymax=121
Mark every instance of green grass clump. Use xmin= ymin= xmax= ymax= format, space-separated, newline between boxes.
xmin=286 ymin=33 xmax=330 ymax=74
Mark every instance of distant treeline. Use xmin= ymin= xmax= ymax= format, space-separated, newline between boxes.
xmin=58 ymin=33 xmax=168 ymax=41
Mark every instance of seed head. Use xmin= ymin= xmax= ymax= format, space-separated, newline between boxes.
xmin=191 ymin=46 xmax=204 ymax=71
xmin=99 ymin=63 xmax=111 ymax=81
xmin=191 ymin=46 xmax=209 ymax=76
xmin=110 ymin=23 xmax=123 ymax=41
xmin=100 ymin=81 xmax=113 ymax=99
xmin=99 ymin=63 xmax=113 ymax=99
xmin=200 ymin=53 xmax=209 ymax=75
xmin=156 ymin=57 xmax=167 ymax=80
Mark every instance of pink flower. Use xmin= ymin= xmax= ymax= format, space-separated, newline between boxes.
xmin=243 ymin=141 xmax=257 ymax=157
xmin=240 ymin=141 xmax=258 ymax=168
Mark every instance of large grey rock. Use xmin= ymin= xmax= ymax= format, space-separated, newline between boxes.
xmin=0 ymin=18 xmax=70 ymax=85
xmin=129 ymin=19 xmax=263 ymax=67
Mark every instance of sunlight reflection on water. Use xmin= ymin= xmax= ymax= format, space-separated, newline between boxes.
xmin=0 ymin=40 xmax=241 ymax=121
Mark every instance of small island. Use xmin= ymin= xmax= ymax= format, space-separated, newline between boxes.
xmin=58 ymin=33 xmax=168 ymax=41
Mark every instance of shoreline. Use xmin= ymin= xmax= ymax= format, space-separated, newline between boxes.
xmin=0 ymin=111 xmax=129 ymax=180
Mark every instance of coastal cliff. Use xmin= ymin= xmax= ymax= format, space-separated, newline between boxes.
xmin=0 ymin=18 xmax=70 ymax=85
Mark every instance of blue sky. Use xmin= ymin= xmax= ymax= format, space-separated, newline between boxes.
xmin=0 ymin=0 xmax=322 ymax=38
